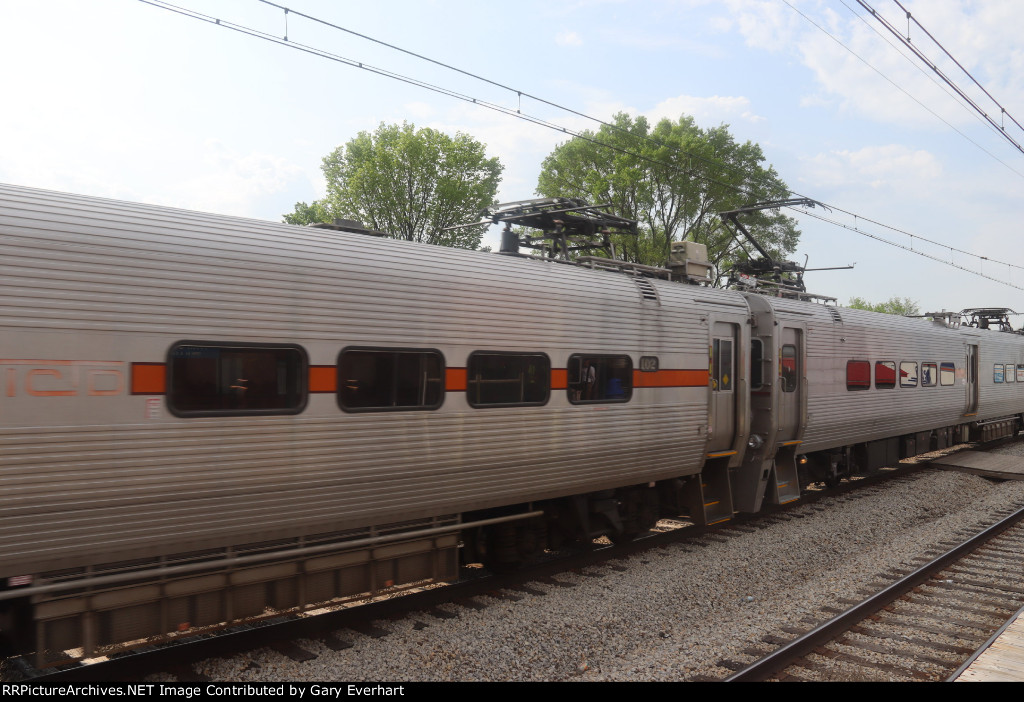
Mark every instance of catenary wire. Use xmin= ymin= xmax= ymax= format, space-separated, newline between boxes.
xmin=837 ymin=0 xmax=1000 ymax=138
xmin=137 ymin=1 xmax=786 ymax=203
xmin=798 ymin=207 xmax=1024 ymax=292
xmin=856 ymin=0 xmax=1024 ymax=156
xmin=255 ymin=0 xmax=1024 ymax=277
xmin=137 ymin=0 xmax=1024 ymax=290
xmin=254 ymin=0 xmax=786 ymax=195
xmin=781 ymin=0 xmax=1024 ymax=179
xmin=891 ymin=0 xmax=1024 ymax=138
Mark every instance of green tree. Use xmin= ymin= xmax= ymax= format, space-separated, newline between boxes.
xmin=282 ymin=200 xmax=331 ymax=226
xmin=286 ymin=122 xmax=503 ymax=249
xmin=847 ymin=296 xmax=921 ymax=316
xmin=536 ymin=113 xmax=800 ymax=278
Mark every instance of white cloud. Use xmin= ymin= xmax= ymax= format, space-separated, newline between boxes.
xmin=424 ymin=102 xmax=590 ymax=195
xmin=723 ymin=0 xmax=1024 ymax=132
xmin=647 ymin=94 xmax=764 ymax=125
xmin=801 ymin=144 xmax=942 ymax=189
xmin=403 ymin=102 xmax=436 ymax=119
xmin=0 ymin=136 xmax=309 ymax=222
xmin=555 ymin=31 xmax=584 ymax=47
xmin=722 ymin=0 xmax=807 ymax=53
xmin=166 ymin=141 xmax=306 ymax=217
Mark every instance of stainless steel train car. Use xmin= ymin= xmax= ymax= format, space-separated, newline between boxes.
xmin=1 ymin=183 xmax=1022 ymax=661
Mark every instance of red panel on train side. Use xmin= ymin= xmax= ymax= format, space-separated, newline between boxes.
xmin=309 ymin=366 xmax=337 ymax=393
xmin=551 ymin=368 xmax=568 ymax=390
xmin=445 ymin=368 xmax=467 ymax=392
xmin=131 ymin=363 xmax=166 ymax=395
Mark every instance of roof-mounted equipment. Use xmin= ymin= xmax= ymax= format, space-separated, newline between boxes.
xmin=667 ymin=241 xmax=714 ymax=284
xmin=309 ymin=219 xmax=387 ymax=237
xmin=471 ymin=198 xmax=639 ymax=260
xmin=961 ymin=307 xmax=1019 ymax=332
xmin=718 ymin=198 xmax=846 ymax=303
xmin=916 ymin=308 xmax=1022 ymax=332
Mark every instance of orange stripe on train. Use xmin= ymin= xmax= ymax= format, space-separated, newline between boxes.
xmin=633 ymin=369 xmax=709 ymax=388
xmin=448 ymin=367 xmax=706 ymax=391
xmin=131 ymin=363 xmax=166 ymax=395
xmin=127 ymin=363 xmax=707 ymax=396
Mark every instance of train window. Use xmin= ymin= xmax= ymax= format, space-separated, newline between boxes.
xmin=940 ymin=362 xmax=956 ymax=386
xmin=750 ymin=339 xmax=763 ymax=390
xmin=994 ymin=364 xmax=1005 ymax=383
xmin=1018 ymin=364 xmax=1024 ymax=382
xmin=781 ymin=344 xmax=797 ymax=392
xmin=921 ymin=363 xmax=938 ymax=387
xmin=338 ymin=348 xmax=444 ymax=412
xmin=875 ymin=361 xmax=896 ymax=389
xmin=899 ymin=362 xmax=918 ymax=388
xmin=568 ymin=355 xmax=632 ymax=403
xmin=847 ymin=360 xmax=870 ymax=390
xmin=168 ymin=342 xmax=306 ymax=416
xmin=712 ymin=339 xmax=734 ymax=392
xmin=1006 ymin=363 xmax=1015 ymax=383
xmin=467 ymin=352 xmax=550 ymax=407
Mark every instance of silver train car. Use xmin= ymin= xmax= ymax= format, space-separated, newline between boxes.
xmin=1 ymin=183 xmax=1022 ymax=659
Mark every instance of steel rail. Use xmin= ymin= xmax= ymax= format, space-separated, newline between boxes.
xmin=724 ymin=502 xmax=1024 ymax=681
xmin=947 ymin=601 xmax=1024 ymax=681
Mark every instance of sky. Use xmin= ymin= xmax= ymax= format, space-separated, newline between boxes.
xmin=3 ymin=0 xmax=1024 ymax=315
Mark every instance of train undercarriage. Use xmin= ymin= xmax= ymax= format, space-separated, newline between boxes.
xmin=798 ymin=417 xmax=1020 ymax=488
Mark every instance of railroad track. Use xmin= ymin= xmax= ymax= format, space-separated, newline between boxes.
xmin=723 ymin=503 xmax=1024 ymax=681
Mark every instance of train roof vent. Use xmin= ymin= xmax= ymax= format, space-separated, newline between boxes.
xmin=827 ymin=306 xmax=843 ymax=324
xmin=634 ymin=278 xmax=660 ymax=304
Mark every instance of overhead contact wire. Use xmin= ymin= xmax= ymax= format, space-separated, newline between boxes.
xmin=856 ymin=0 xmax=1024 ymax=157
xmin=139 ymin=0 xmax=1024 ymax=291
xmin=255 ymin=0 xmax=787 ymax=195
xmin=782 ymin=0 xmax=1024 ymax=179
xmin=891 ymin=0 xmax=1024 ymax=139
xmin=798 ymin=208 xmax=1024 ymax=292
xmin=836 ymin=0 xmax=1000 ymax=139
xmin=140 ymin=2 xmax=786 ymax=205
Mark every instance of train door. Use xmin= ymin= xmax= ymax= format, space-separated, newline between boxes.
xmin=688 ymin=317 xmax=744 ymax=525
xmin=709 ymin=321 xmax=737 ymax=452
xmin=966 ymin=344 xmax=979 ymax=415
xmin=768 ymin=325 xmax=804 ymax=506
xmin=776 ymin=327 xmax=803 ymax=441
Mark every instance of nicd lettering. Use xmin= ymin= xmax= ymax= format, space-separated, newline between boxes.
xmin=2 ymin=359 xmax=125 ymax=398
